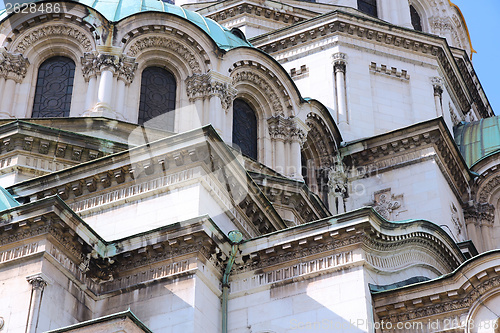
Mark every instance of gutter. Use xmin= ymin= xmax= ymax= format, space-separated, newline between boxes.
xmin=222 ymin=230 xmax=243 ymax=333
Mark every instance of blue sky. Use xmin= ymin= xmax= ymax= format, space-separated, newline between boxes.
xmin=452 ymin=0 xmax=500 ymax=115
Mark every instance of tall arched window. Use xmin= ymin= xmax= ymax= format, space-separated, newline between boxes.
xmin=232 ymin=98 xmax=257 ymax=160
xmin=410 ymin=5 xmax=423 ymax=31
xmin=32 ymin=56 xmax=75 ymax=118
xmin=357 ymin=0 xmax=377 ymax=17
xmin=138 ymin=67 xmax=176 ymax=131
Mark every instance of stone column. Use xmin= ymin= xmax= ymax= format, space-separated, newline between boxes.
xmin=332 ymin=53 xmax=348 ymax=125
xmin=268 ymin=115 xmax=287 ymax=174
xmin=431 ymin=77 xmax=444 ymax=117
xmin=328 ymin=155 xmax=347 ymax=215
xmin=115 ymin=56 xmax=137 ymax=120
xmin=0 ymin=49 xmax=29 ymax=117
xmin=479 ymin=203 xmax=495 ymax=251
xmin=464 ymin=205 xmax=481 ymax=252
xmin=25 ymin=275 xmax=47 ymax=333
xmin=288 ymin=118 xmax=308 ymax=181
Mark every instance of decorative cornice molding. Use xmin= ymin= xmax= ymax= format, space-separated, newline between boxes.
xmin=370 ymin=62 xmax=410 ymax=81
xmin=0 ymin=48 xmax=30 ymax=83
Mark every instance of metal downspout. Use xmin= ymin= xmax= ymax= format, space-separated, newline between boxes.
xmin=222 ymin=231 xmax=243 ymax=333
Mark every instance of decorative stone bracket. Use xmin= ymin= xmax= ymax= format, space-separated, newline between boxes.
xmin=373 ymin=188 xmax=404 ymax=220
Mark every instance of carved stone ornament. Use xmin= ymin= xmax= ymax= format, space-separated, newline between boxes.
xmin=127 ymin=36 xmax=201 ymax=73
xmin=81 ymin=52 xmax=138 ymax=83
xmin=373 ymin=189 xmax=403 ymax=220
xmin=450 ymin=202 xmax=463 ymax=237
xmin=332 ymin=52 xmax=347 ymax=72
xmin=14 ymin=25 xmax=93 ymax=53
xmin=267 ymin=115 xmax=306 ymax=143
xmin=185 ymin=73 xmax=237 ymax=110
xmin=0 ymin=48 xmax=30 ymax=83
xmin=232 ymin=70 xmax=284 ymax=116
xmin=328 ymin=155 xmax=348 ymax=198
xmin=27 ymin=276 xmax=47 ymax=290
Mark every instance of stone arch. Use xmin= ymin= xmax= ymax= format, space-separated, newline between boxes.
xmin=3 ymin=20 xmax=94 ymax=118
xmin=230 ymin=61 xmax=292 ymax=118
xmin=302 ymin=112 xmax=338 ymax=206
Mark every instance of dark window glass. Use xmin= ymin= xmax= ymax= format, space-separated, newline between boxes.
xmin=232 ymin=99 xmax=257 ymax=160
xmin=161 ymin=0 xmax=174 ymax=4
xmin=410 ymin=5 xmax=423 ymax=31
xmin=357 ymin=0 xmax=378 ymax=17
xmin=138 ymin=67 xmax=176 ymax=131
xmin=32 ymin=56 xmax=75 ymax=118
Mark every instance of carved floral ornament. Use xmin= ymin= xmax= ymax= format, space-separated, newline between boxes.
xmin=81 ymin=52 xmax=138 ymax=84
xmin=185 ymin=73 xmax=237 ymax=111
xmin=126 ymin=36 xmax=201 ymax=74
xmin=0 ymin=48 xmax=30 ymax=83
xmin=13 ymin=25 xmax=93 ymax=53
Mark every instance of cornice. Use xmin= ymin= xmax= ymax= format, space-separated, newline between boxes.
xmin=373 ymin=251 xmax=500 ymax=325
xmin=342 ymin=118 xmax=472 ymax=202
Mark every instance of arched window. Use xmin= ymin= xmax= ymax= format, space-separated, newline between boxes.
xmin=410 ymin=5 xmax=423 ymax=31
xmin=32 ymin=56 xmax=75 ymax=118
xmin=138 ymin=67 xmax=176 ymax=131
xmin=357 ymin=0 xmax=377 ymax=17
xmin=232 ymin=98 xmax=257 ymax=160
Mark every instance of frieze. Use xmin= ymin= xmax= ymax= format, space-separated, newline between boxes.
xmin=377 ymin=276 xmax=500 ymax=323
xmin=205 ymin=4 xmax=306 ymax=25
xmin=101 ymin=259 xmax=194 ymax=294
xmin=0 ymin=241 xmax=40 ymax=263
xmin=366 ymin=250 xmax=448 ymax=275
xmin=237 ymin=234 xmax=362 ymax=273
xmin=14 ymin=25 xmax=93 ymax=53
xmin=230 ymin=251 xmax=354 ymax=293
xmin=127 ymin=36 xmax=201 ymax=73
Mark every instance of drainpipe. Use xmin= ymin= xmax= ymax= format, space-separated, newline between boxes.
xmin=222 ymin=230 xmax=243 ymax=333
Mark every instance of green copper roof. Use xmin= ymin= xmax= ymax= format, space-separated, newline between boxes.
xmin=454 ymin=116 xmax=500 ymax=167
xmin=0 ymin=0 xmax=251 ymax=50
xmin=0 ymin=186 xmax=19 ymax=212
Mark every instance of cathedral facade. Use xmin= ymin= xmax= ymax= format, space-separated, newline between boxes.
xmin=0 ymin=0 xmax=499 ymax=332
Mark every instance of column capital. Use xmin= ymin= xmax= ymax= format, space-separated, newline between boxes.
xmin=0 ymin=47 xmax=30 ymax=83
xmin=185 ymin=71 xmax=236 ymax=111
xmin=332 ymin=52 xmax=347 ymax=72
xmin=81 ymin=52 xmax=138 ymax=84
xmin=267 ymin=115 xmax=309 ymax=143
xmin=26 ymin=275 xmax=48 ymax=290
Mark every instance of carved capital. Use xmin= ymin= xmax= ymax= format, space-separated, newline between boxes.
xmin=0 ymin=48 xmax=30 ymax=83
xmin=27 ymin=276 xmax=47 ymax=290
xmin=82 ymin=52 xmax=138 ymax=83
xmin=332 ymin=52 xmax=347 ymax=72
xmin=185 ymin=72 xmax=236 ymax=111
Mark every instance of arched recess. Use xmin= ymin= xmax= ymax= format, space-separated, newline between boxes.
xmin=3 ymin=20 xmax=95 ymax=118
xmin=124 ymin=33 xmax=206 ymax=127
xmin=302 ymin=110 xmax=339 ymax=208
xmin=410 ymin=5 xmax=423 ymax=31
xmin=232 ymin=98 xmax=258 ymax=160
xmin=138 ymin=66 xmax=177 ymax=131
xmin=409 ymin=1 xmax=431 ymax=32
xmin=32 ymin=56 xmax=76 ymax=118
